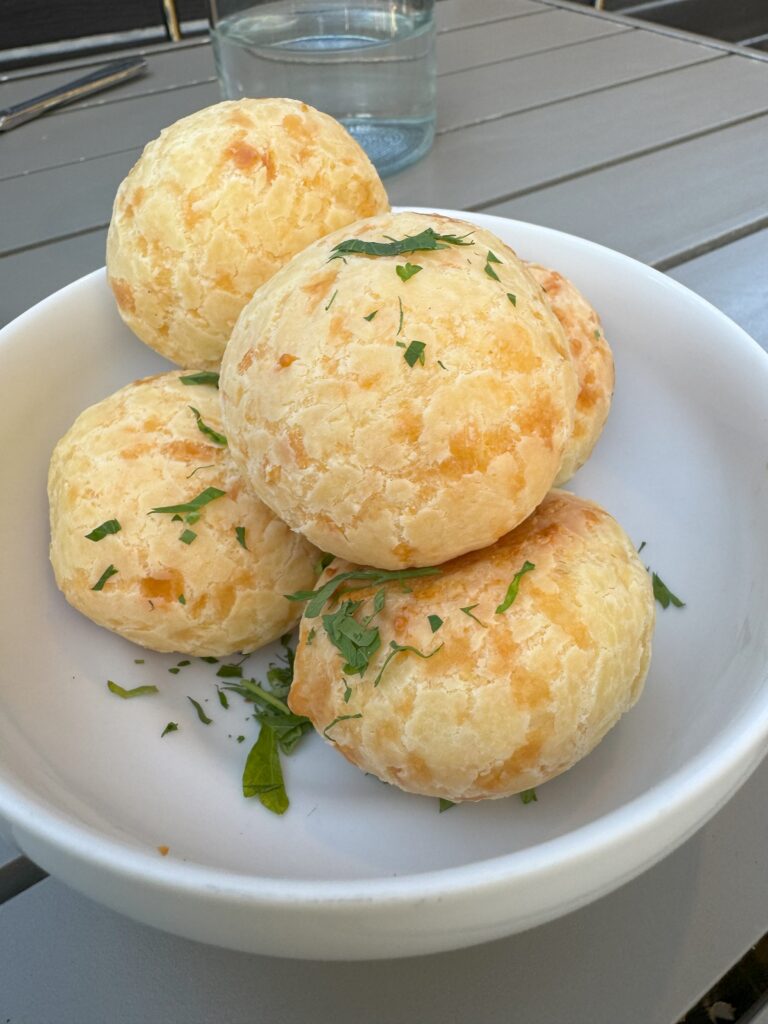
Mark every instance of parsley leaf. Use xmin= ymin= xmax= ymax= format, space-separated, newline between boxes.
xmin=484 ymin=262 xmax=500 ymax=282
xmin=149 ymin=487 xmax=226 ymax=516
xmin=439 ymin=798 xmax=455 ymax=813
xmin=216 ymin=663 xmax=243 ymax=679
xmin=460 ymin=604 xmax=487 ymax=627
xmin=520 ymin=788 xmax=537 ymax=804
xmin=161 ymin=722 xmax=178 ymax=737
xmin=364 ymin=309 xmax=378 ymax=321
xmin=92 ymin=564 xmax=118 ymax=591
xmin=404 ymin=340 xmax=426 ymax=367
xmin=428 ymin=614 xmax=444 ymax=633
xmin=85 ymin=519 xmax=121 ymax=542
xmin=637 ymin=540 xmax=647 ymax=554
xmin=235 ymin=526 xmax=248 ymax=550
xmin=315 ymin=552 xmax=335 ymax=574
xmin=178 ymin=594 xmax=186 ymax=605
xmin=437 ymin=360 xmax=448 ymax=370
xmin=187 ymin=696 xmax=212 ymax=725
xmin=330 ymin=228 xmax=474 ymax=260
xmin=487 ymin=250 xmax=502 ymax=264
xmin=324 ymin=289 xmax=338 ymax=311
xmin=652 ymin=572 xmax=685 ymax=609
xmin=373 ymin=640 xmax=444 ymax=687
xmin=242 ymin=724 xmax=289 ymax=814
xmin=396 ymin=263 xmax=422 ymax=283
xmin=107 ymin=680 xmax=158 ymax=699
xmin=496 ymin=561 xmax=535 ymax=614
xmin=397 ymin=295 xmax=404 ymax=335
xmin=507 ymin=293 xmax=517 ymax=306
xmin=286 ymin=566 xmax=440 ymax=618
xmin=323 ymin=712 xmax=363 ymax=739
xmin=179 ymin=528 xmax=197 ymax=545
xmin=188 ymin=406 xmax=227 ymax=446
xmin=217 ymin=686 xmax=229 ymax=709
xmin=179 ymin=371 xmax=219 ymax=388
xmin=322 ymin=600 xmax=381 ymax=676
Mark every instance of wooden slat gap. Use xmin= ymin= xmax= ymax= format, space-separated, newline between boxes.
xmin=437 ymin=44 xmax=720 ymax=137
xmin=535 ymin=0 xmax=768 ymax=64
xmin=439 ymin=22 xmax=629 ymax=79
xmin=0 ymin=222 xmax=110 ymax=262
xmin=437 ymin=8 xmax=548 ymax=36
xmin=655 ymin=212 xmax=768 ymax=272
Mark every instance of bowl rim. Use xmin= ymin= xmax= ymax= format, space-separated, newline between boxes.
xmin=2 ymin=210 xmax=768 ymax=909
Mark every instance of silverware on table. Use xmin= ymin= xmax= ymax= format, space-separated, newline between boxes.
xmin=0 ymin=56 xmax=147 ymax=132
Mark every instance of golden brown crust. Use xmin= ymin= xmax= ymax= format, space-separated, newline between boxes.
xmin=106 ymin=99 xmax=389 ymax=370
xmin=289 ymin=491 xmax=655 ymax=801
xmin=221 ymin=211 xmax=578 ymax=569
xmin=48 ymin=371 xmax=318 ymax=656
xmin=526 ymin=263 xmax=614 ymax=484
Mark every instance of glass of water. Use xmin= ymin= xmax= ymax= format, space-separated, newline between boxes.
xmin=208 ymin=0 xmax=436 ymax=177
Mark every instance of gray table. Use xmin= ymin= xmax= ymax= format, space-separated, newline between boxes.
xmin=1 ymin=2 xmax=767 ymax=1020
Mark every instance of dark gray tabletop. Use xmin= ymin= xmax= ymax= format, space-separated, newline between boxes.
xmin=1 ymin=2 xmax=767 ymax=1020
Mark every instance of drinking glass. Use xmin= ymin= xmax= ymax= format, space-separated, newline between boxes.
xmin=208 ymin=0 xmax=436 ymax=176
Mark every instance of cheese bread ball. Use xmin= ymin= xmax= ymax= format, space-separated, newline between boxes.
xmin=221 ymin=211 xmax=577 ymax=570
xmin=48 ymin=371 xmax=318 ymax=656
xmin=527 ymin=263 xmax=614 ymax=485
xmin=106 ymin=98 xmax=389 ymax=370
xmin=289 ymin=491 xmax=655 ymax=802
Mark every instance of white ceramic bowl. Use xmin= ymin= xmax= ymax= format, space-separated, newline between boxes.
xmin=2 ymin=209 xmax=768 ymax=961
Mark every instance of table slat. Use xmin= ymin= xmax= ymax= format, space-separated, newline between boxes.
xmin=388 ymin=54 xmax=768 ymax=228
xmin=437 ymin=26 xmax=713 ymax=133
xmin=490 ymin=113 xmax=768 ymax=268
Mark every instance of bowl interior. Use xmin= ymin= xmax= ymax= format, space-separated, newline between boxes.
xmin=2 ymin=212 xmax=768 ymax=884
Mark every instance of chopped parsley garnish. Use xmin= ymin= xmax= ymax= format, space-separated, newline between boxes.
xmin=329 ymin=227 xmax=474 ymax=260
xmin=149 ymin=486 xmax=226 ymax=516
xmin=306 ymin=627 xmax=316 ymax=645
xmin=343 ymin=684 xmax=352 ymax=703
xmin=637 ymin=540 xmax=647 ymax=554
xmin=85 ymin=519 xmax=121 ymax=542
xmin=396 ymin=262 xmax=422 ymax=283
xmin=396 ymin=341 xmax=406 ymax=349
xmin=363 ymin=309 xmax=378 ymax=321
xmin=323 ymin=712 xmax=363 ymax=738
xmin=428 ymin=614 xmax=444 ymax=633
xmin=168 ymin=667 xmax=180 ymax=675
xmin=286 ymin=566 xmax=440 ymax=618
xmin=171 ymin=514 xmax=182 ymax=522
xmin=107 ymin=680 xmax=158 ymax=699
xmin=187 ymin=696 xmax=212 ymax=724
xmin=483 ymin=248 xmax=501 ymax=278
xmin=507 ymin=293 xmax=517 ymax=306
xmin=324 ymin=289 xmax=338 ymax=311
xmin=397 ymin=295 xmax=404 ymax=335
xmin=520 ymin=788 xmax=537 ymax=804
xmin=217 ymin=686 xmax=229 ymax=709
xmin=496 ymin=561 xmax=535 ymax=614
xmin=439 ymin=798 xmax=455 ymax=813
xmin=594 ymin=328 xmax=602 ymax=340
xmin=179 ymin=371 xmax=219 ymax=388
xmin=460 ymin=604 xmax=487 ymax=627
xmin=373 ymin=640 xmax=444 ymax=687
xmin=322 ymin=599 xmax=382 ymax=676
xmin=179 ymin=528 xmax=197 ymax=545
xmin=178 ymin=594 xmax=186 ymax=605
xmin=177 ymin=661 xmax=190 ymax=667
xmin=161 ymin=722 xmax=178 ymax=737
xmin=200 ymin=656 xmax=218 ymax=663
xmin=216 ymin=663 xmax=243 ymax=679
xmin=237 ymin=735 xmax=245 ymax=743
xmin=134 ymin=659 xmax=144 ymax=664
xmin=315 ymin=552 xmax=335 ymax=574
xmin=242 ymin=724 xmax=288 ymax=814
xmin=437 ymin=360 xmax=448 ymax=370
xmin=403 ymin=340 xmax=426 ymax=367
xmin=188 ymin=406 xmax=227 ymax=446
xmin=92 ymin=564 xmax=118 ymax=591
xmin=235 ymin=526 xmax=248 ymax=550
xmin=652 ymin=572 xmax=685 ymax=609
